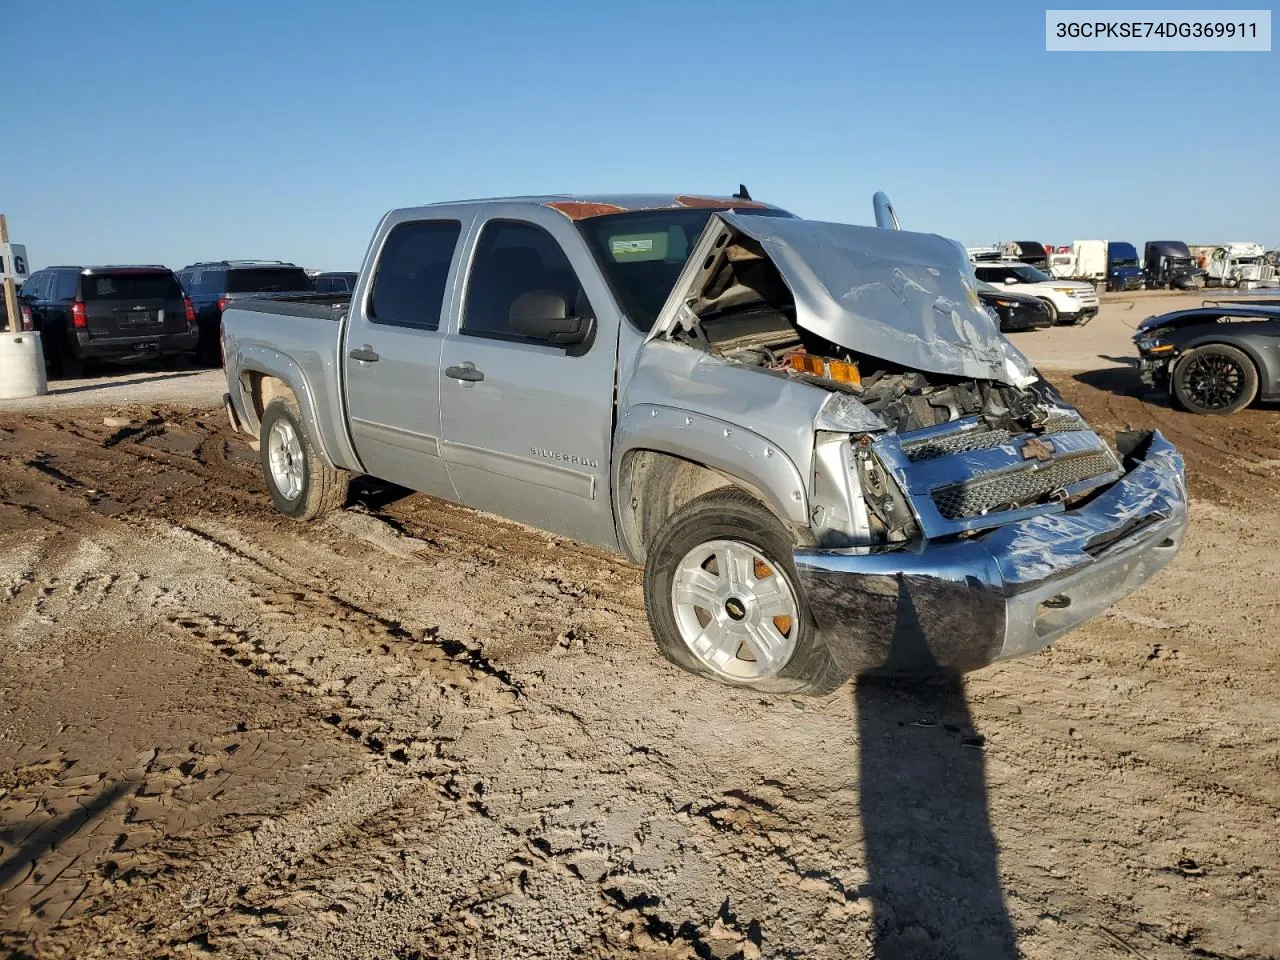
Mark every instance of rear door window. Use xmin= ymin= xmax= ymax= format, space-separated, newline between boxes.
xmin=20 ymin=272 xmax=47 ymax=300
xmin=80 ymin=272 xmax=182 ymax=300
xmin=369 ymin=220 xmax=462 ymax=330
xmin=53 ymin=271 xmax=81 ymax=300
xmin=226 ymin=267 xmax=313 ymax=294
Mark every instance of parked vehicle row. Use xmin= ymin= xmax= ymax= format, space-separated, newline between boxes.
xmin=13 ymin=260 xmax=354 ymax=374
xmin=218 ymin=190 xmax=1189 ymax=694
xmin=972 ymin=261 xmax=1100 ymax=325
xmin=975 ymin=237 xmax=1278 ymax=293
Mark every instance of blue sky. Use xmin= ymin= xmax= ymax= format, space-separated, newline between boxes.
xmin=6 ymin=1 xmax=1277 ymax=271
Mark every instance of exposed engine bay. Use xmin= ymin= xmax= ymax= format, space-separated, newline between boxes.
xmin=673 ymin=235 xmax=1062 ymax=435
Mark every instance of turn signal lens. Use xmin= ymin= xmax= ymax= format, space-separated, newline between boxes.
xmin=826 ymin=359 xmax=861 ymax=386
xmin=787 ymin=353 xmax=861 ymax=386
xmin=787 ymin=353 xmax=824 ymax=376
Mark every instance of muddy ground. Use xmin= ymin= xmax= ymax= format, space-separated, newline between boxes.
xmin=0 ymin=368 xmax=1277 ymax=960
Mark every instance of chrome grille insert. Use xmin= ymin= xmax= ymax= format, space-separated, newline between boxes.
xmin=902 ymin=428 xmax=1013 ymax=462
xmin=1039 ymin=415 xmax=1090 ymax=435
xmin=931 ymin=452 xmax=1118 ymax=521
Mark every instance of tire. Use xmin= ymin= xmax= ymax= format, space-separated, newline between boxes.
xmin=259 ymin=396 xmax=349 ymax=520
xmin=643 ymin=488 xmax=847 ymax=696
xmin=1038 ymin=298 xmax=1060 ymax=324
xmin=43 ymin=331 xmax=81 ymax=379
xmin=1171 ymin=344 xmax=1259 ymax=415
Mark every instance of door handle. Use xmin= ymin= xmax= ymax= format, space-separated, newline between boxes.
xmin=445 ymin=362 xmax=484 ymax=383
xmin=349 ymin=345 xmax=379 ymax=363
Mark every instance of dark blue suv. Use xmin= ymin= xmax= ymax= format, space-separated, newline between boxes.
xmin=176 ymin=261 xmax=314 ymax=365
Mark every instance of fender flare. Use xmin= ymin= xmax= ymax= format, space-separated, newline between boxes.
xmin=230 ymin=344 xmax=339 ymax=470
xmin=612 ymin=403 xmax=811 ymax=537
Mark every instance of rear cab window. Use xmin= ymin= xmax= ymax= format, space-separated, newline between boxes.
xmin=226 ymin=268 xmax=314 ymax=294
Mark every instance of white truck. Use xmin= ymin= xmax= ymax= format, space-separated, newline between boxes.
xmin=1204 ymin=242 xmax=1278 ymax=288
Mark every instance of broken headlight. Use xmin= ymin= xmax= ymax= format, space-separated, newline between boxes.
xmin=853 ymin=438 xmax=920 ymax=544
xmin=814 ymin=392 xmax=885 ymax=434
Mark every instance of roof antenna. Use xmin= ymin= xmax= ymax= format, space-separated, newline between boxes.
xmin=733 ymin=183 xmax=752 ymax=201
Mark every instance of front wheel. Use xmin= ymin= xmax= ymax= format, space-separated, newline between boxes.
xmin=1038 ymin=298 xmax=1060 ymax=324
xmin=643 ymin=488 xmax=847 ymax=696
xmin=259 ymin=396 xmax=349 ymax=519
xmin=1171 ymin=344 xmax=1259 ymax=415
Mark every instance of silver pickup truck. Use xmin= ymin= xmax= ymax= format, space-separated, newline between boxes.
xmin=221 ymin=192 xmax=1188 ymax=695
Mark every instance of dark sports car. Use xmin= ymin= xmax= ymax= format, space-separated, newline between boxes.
xmin=975 ymin=279 xmax=1053 ymax=332
xmin=1134 ymin=300 xmax=1280 ymax=414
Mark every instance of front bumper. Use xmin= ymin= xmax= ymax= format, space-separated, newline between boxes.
xmin=794 ymin=430 xmax=1187 ymax=675
xmin=1059 ymin=305 xmax=1099 ymax=325
xmin=1000 ymin=308 xmax=1052 ymax=332
xmin=1137 ymin=354 xmax=1173 ymax=387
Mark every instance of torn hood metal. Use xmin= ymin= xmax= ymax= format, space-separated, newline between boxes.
xmin=648 ymin=212 xmax=1013 ymax=384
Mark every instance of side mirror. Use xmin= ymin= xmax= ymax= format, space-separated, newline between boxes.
xmin=1004 ymin=277 xmax=1018 ymax=285
xmin=509 ymin=290 xmax=591 ymax=345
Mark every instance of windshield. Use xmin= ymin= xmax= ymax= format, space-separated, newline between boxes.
xmin=80 ymin=271 xmax=182 ymax=300
xmin=577 ymin=207 xmax=793 ymax=330
xmin=1113 ymin=258 xmax=1139 ymax=268
xmin=227 ymin=267 xmax=314 ymax=294
xmin=1008 ymin=264 xmax=1053 ymax=283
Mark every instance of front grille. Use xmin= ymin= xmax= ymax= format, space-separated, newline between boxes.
xmin=931 ymin=452 xmax=1118 ymax=520
xmin=1039 ymin=414 xmax=1089 ymax=434
xmin=902 ymin=428 xmax=1013 ymax=462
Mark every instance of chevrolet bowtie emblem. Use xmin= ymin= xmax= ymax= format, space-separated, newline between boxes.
xmin=1021 ymin=438 xmax=1056 ymax=461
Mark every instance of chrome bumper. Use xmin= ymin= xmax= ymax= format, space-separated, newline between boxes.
xmin=794 ymin=430 xmax=1187 ymax=675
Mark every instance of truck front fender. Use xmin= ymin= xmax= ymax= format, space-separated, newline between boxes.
xmin=612 ymin=403 xmax=811 ymax=560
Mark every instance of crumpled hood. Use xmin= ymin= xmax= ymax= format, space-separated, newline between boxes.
xmin=654 ymin=212 xmax=1012 ymax=383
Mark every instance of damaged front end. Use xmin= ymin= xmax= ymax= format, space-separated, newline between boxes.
xmin=636 ymin=204 xmax=1189 ymax=674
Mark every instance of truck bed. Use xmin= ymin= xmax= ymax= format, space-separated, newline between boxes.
xmin=231 ymin=292 xmax=351 ymax=321
xmin=221 ymin=293 xmax=362 ymax=471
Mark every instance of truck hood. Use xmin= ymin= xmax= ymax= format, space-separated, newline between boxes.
xmin=649 ymin=212 xmax=1012 ymax=383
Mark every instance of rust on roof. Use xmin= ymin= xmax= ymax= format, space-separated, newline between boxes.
xmin=673 ymin=195 xmax=767 ymax=210
xmin=544 ymin=200 xmax=628 ymax=221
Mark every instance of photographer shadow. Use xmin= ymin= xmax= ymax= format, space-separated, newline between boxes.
xmin=854 ymin=582 xmax=1019 ymax=959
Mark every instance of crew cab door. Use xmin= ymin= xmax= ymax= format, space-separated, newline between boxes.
xmin=342 ymin=215 xmax=470 ymax=500
xmin=438 ymin=208 xmax=621 ymax=550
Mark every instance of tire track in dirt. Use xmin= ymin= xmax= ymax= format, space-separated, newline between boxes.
xmin=3 ymin=391 xmax=1279 ymax=959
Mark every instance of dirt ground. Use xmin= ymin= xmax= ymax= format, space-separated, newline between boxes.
xmin=1 ymin=332 xmax=1278 ymax=958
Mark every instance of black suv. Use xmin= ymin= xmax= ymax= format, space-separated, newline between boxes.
xmin=18 ymin=265 xmax=197 ymax=376
xmin=311 ymin=271 xmax=358 ymax=293
xmin=176 ymin=261 xmax=314 ymax=365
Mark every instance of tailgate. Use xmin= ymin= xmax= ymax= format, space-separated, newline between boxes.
xmin=80 ymin=271 xmax=188 ymax=338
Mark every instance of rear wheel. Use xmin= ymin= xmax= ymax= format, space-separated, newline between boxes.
xmin=1172 ymin=344 xmax=1259 ymax=415
xmin=259 ymin=396 xmax=349 ymax=519
xmin=47 ymin=333 xmax=83 ymax=379
xmin=643 ymin=488 xmax=847 ymax=696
